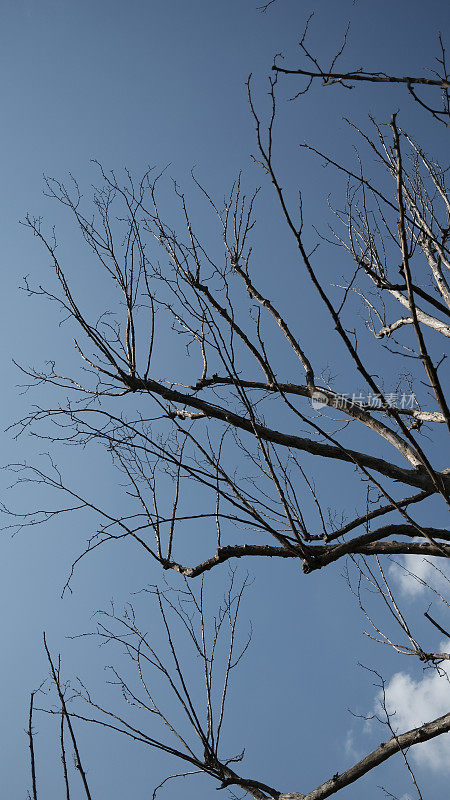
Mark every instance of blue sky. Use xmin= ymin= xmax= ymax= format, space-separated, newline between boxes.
xmin=1 ymin=1 xmax=449 ymax=798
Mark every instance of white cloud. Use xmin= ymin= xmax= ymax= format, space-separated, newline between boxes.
xmin=389 ymin=546 xmax=450 ymax=598
xmin=376 ymin=641 xmax=450 ymax=773
xmin=344 ymin=730 xmax=362 ymax=761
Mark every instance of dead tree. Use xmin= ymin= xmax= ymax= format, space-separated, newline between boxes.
xmin=30 ymin=571 xmax=450 ymax=800
xmin=11 ymin=8 xmax=450 ymax=799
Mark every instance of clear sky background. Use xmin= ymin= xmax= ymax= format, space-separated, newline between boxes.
xmin=1 ymin=1 xmax=449 ymax=798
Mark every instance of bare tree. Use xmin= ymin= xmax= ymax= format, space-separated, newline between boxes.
xmin=33 ymin=574 xmax=277 ymax=800
xmin=28 ymin=570 xmax=450 ymax=800
xmin=9 ymin=7 xmax=450 ymax=799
